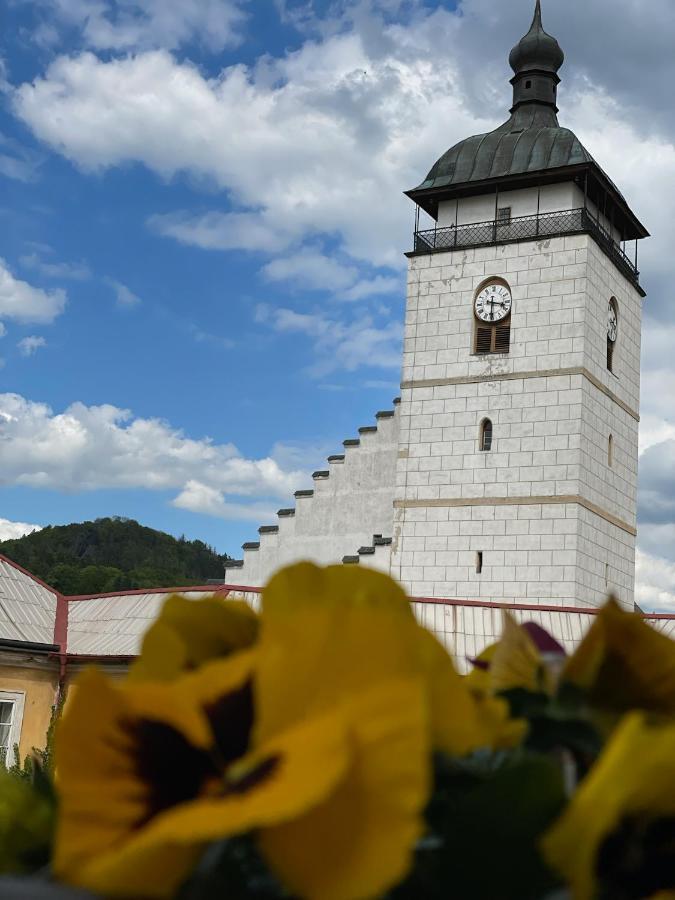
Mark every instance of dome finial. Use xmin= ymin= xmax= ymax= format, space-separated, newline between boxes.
xmin=509 ymin=0 xmax=564 ymax=78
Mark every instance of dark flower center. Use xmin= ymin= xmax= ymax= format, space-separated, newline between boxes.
xmin=596 ymin=814 xmax=675 ymax=899
xmin=130 ymin=678 xmax=271 ymax=824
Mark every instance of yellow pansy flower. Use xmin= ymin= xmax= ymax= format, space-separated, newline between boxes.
xmin=542 ymin=713 xmax=675 ymax=900
xmin=54 ymin=654 xmax=351 ymax=898
xmin=129 ymin=593 xmax=258 ymax=682
xmin=475 ymin=613 xmax=566 ymax=696
xmin=55 ymin=563 xmax=522 ymax=900
xmin=562 ymin=599 xmax=675 ymax=715
xmin=254 ymin=564 xmax=523 ymax=898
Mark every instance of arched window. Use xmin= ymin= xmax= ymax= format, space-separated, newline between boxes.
xmin=480 ymin=419 xmax=493 ymax=452
xmin=474 ymin=279 xmax=512 ymax=355
xmin=608 ymin=434 xmax=613 ymax=467
xmin=607 ymin=298 xmax=618 ymax=372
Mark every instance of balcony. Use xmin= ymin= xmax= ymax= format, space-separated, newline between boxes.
xmin=411 ymin=207 xmax=641 ymax=291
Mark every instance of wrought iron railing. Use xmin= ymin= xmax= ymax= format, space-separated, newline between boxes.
xmin=413 ymin=208 xmax=640 ymax=286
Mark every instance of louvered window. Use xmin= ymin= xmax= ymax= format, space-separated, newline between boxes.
xmin=475 ymin=319 xmax=511 ymax=355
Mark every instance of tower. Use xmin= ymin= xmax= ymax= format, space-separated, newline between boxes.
xmin=391 ymin=1 xmax=648 ymax=609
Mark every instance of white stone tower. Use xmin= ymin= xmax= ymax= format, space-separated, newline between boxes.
xmin=390 ymin=0 xmax=648 ymax=609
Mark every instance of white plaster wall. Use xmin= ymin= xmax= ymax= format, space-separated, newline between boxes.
xmin=394 ymin=228 xmax=641 ymax=608
xmin=437 ymin=183 xmax=622 ymax=243
xmin=224 ymin=411 xmax=399 ymax=587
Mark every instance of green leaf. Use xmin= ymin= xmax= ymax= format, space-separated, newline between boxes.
xmin=392 ymin=753 xmax=567 ymax=900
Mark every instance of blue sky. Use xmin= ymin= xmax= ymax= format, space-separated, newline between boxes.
xmin=3 ymin=0 xmax=675 ymax=607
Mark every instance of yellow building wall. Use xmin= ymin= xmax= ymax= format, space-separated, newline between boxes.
xmin=0 ymin=663 xmax=59 ymax=761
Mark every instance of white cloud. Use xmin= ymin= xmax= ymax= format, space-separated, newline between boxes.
xmin=0 ymin=518 xmax=43 ymax=541
xmin=32 ymin=0 xmax=248 ymax=52
xmin=0 ymin=259 xmax=66 ymax=324
xmin=147 ymin=211 xmax=293 ymax=254
xmin=20 ymin=251 xmax=90 ymax=281
xmin=0 ymin=323 xmax=6 ymax=338
xmin=0 ymin=393 xmax=308 ymax=517
xmin=172 ymin=481 xmax=276 ymax=522
xmin=262 ymin=250 xmax=358 ymax=292
xmin=107 ymin=278 xmax=141 ymax=307
xmin=635 ymin=549 xmax=675 ymax=613
xmin=256 ymin=303 xmax=403 ymax=376
xmin=18 ymin=336 xmax=47 ymax=357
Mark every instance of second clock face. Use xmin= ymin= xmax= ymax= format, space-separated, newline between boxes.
xmin=475 ymin=283 xmax=512 ymax=323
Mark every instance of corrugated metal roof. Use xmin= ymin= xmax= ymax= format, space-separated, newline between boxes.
xmin=66 ymin=590 xmax=227 ymax=656
xmin=0 ymin=557 xmax=58 ymax=645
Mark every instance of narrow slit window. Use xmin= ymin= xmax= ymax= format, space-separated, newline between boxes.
xmin=525 ymin=79 xmax=532 ymax=89
xmin=480 ymin=419 xmax=493 ymax=452
xmin=607 ymin=298 xmax=618 ymax=372
xmin=608 ymin=434 xmax=613 ymax=467
xmin=476 ymin=552 xmax=483 ymax=575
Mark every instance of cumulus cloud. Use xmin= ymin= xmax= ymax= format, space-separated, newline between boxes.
xmin=635 ymin=549 xmax=675 ymax=613
xmin=0 ymin=518 xmax=43 ymax=541
xmin=0 ymin=393 xmax=309 ymax=519
xmin=18 ymin=336 xmax=47 ymax=357
xmin=31 ymin=0 xmax=249 ymax=52
xmin=106 ymin=278 xmax=141 ymax=307
xmin=147 ymin=211 xmax=293 ymax=254
xmin=20 ymin=251 xmax=90 ymax=281
xmin=172 ymin=481 xmax=276 ymax=522
xmin=0 ymin=260 xmax=66 ymax=324
xmin=255 ymin=303 xmax=403 ymax=376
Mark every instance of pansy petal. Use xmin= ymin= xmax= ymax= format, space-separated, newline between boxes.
xmin=55 ymin=655 xmax=257 ymax=895
xmin=256 ymin=563 xmax=421 ymax=740
xmin=65 ymin=707 xmax=352 ymax=898
xmin=542 ymin=713 xmax=675 ymax=900
xmin=563 ymin=600 xmax=675 ymax=714
xmin=130 ymin=594 xmax=258 ymax=682
xmin=259 ymin=678 xmax=429 ymax=900
xmin=489 ymin=612 xmax=554 ymax=694
xmin=417 ymin=627 xmax=525 ymax=753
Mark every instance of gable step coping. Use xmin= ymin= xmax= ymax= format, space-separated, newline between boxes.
xmin=295 ymin=489 xmax=314 ymax=498
xmin=242 ymin=542 xmax=260 ymax=551
xmin=343 ymin=439 xmax=360 ymax=448
xmin=358 ymin=546 xmax=376 ymax=556
xmin=393 ymin=397 xmax=401 ymax=405
xmin=312 ymin=470 xmax=330 ymax=479
xmin=376 ymin=410 xmax=395 ymax=419
xmin=277 ymin=508 xmax=296 ymax=517
xmin=259 ymin=525 xmax=279 ymax=535
xmin=373 ymin=536 xmax=393 ymax=547
xmin=342 ymin=555 xmax=360 ymax=565
xmin=328 ymin=454 xmax=345 ymax=463
xmin=359 ymin=426 xmax=378 ymax=434
xmin=225 ymin=559 xmax=244 ymax=568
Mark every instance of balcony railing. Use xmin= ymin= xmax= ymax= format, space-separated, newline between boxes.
xmin=412 ymin=208 xmax=640 ymax=288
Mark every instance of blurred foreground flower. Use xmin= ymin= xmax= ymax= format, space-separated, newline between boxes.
xmin=55 ymin=564 xmax=518 ymax=900
xmin=562 ymin=599 xmax=675 ymax=717
xmin=129 ymin=593 xmax=258 ymax=682
xmin=542 ymin=712 xmax=675 ymax=900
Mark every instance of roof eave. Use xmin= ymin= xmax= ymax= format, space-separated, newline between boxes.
xmin=406 ymin=161 xmax=649 ymax=240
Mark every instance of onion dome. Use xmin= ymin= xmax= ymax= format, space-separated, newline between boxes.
xmin=509 ymin=0 xmax=564 ymax=76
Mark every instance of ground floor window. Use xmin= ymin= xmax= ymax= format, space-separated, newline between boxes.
xmin=0 ymin=691 xmax=25 ymax=767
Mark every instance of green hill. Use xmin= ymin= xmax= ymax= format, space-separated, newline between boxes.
xmin=0 ymin=517 xmax=231 ymax=596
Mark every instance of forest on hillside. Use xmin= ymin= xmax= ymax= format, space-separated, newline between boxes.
xmin=0 ymin=517 xmax=231 ymax=596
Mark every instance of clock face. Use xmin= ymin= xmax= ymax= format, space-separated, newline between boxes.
xmin=475 ymin=284 xmax=512 ymax=323
xmin=607 ymin=301 xmax=618 ymax=343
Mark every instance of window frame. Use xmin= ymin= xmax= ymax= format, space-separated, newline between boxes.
xmin=0 ymin=691 xmax=25 ymax=768
xmin=479 ymin=418 xmax=493 ymax=452
xmin=608 ymin=434 xmax=613 ymax=468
